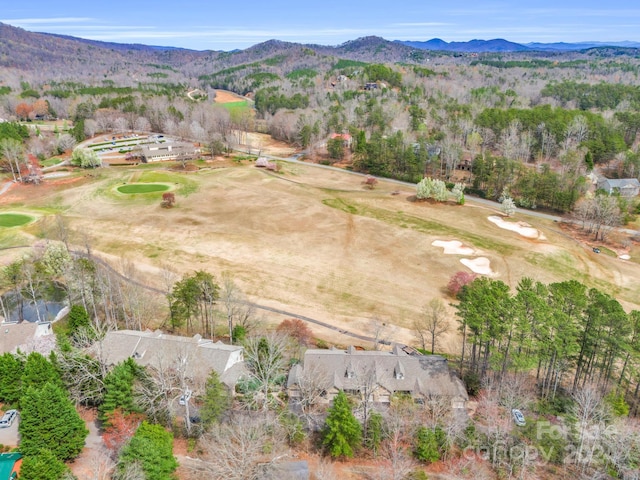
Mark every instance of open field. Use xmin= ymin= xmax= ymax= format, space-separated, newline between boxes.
xmin=214 ymin=89 xmax=249 ymax=104
xmin=1 ymin=162 xmax=639 ymax=351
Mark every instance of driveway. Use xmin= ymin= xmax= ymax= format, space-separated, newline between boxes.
xmin=0 ymin=415 xmax=20 ymax=447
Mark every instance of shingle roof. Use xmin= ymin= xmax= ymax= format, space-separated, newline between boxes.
xmin=605 ymin=178 xmax=640 ymax=188
xmin=0 ymin=321 xmax=54 ymax=355
xmin=98 ymin=330 xmax=246 ymax=388
xmin=294 ymin=347 xmax=468 ymax=401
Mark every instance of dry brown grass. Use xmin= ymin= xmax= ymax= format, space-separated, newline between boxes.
xmin=2 ymin=160 xmax=639 ymax=351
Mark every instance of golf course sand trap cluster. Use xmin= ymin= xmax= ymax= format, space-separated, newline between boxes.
xmin=432 ymin=239 xmax=495 ymax=275
xmin=488 ymin=215 xmax=546 ymax=240
xmin=460 ymin=257 xmax=495 ymax=276
xmin=432 ymin=240 xmax=476 ymax=255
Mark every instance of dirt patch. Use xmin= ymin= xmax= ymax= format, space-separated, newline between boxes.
xmin=169 ymin=163 xmax=199 ymax=172
xmin=214 ymin=89 xmax=248 ymax=103
xmin=68 ymin=408 xmax=107 ymax=479
xmin=0 ymin=175 xmax=86 ymax=205
xmin=243 ymin=132 xmax=298 ymax=157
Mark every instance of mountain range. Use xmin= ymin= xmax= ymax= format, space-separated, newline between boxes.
xmin=396 ymin=38 xmax=640 ymax=52
xmin=2 ymin=20 xmax=640 ymax=78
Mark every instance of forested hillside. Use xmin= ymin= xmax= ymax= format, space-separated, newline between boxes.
xmin=2 ymin=22 xmax=640 ymax=480
xmin=3 ymin=22 xmax=639 ymax=217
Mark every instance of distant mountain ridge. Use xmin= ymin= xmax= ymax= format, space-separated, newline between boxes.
xmin=2 ymin=20 xmax=640 ymax=77
xmin=396 ymin=38 xmax=640 ymax=52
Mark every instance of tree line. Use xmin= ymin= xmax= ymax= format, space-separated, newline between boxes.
xmin=456 ymin=276 xmax=640 ymax=409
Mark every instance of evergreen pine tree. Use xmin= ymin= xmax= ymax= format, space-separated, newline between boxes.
xmin=118 ymin=421 xmax=178 ymax=480
xmin=19 ymin=383 xmax=88 ymax=461
xmin=322 ymin=390 xmax=362 ymax=458
xmin=67 ymin=304 xmax=91 ymax=338
xmin=0 ymin=352 xmax=23 ymax=405
xmin=200 ymin=370 xmax=230 ymax=426
xmin=21 ymin=351 xmax=63 ymax=393
xmin=99 ymin=358 xmax=139 ymax=423
xmin=413 ymin=426 xmax=443 ymax=464
xmin=19 ymin=449 xmax=71 ymax=480
xmin=365 ymin=411 xmax=384 ymax=456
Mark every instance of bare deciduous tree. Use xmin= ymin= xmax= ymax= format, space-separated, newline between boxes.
xmin=188 ymin=412 xmax=287 ymax=480
xmin=415 ymin=298 xmax=450 ymax=354
xmin=243 ymin=333 xmax=289 ymax=410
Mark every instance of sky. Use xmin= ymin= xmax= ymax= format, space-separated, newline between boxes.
xmin=2 ymin=1 xmax=640 ymax=51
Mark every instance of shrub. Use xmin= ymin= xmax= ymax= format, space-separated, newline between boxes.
xmin=463 ymin=371 xmax=481 ymax=397
xmin=161 ymin=192 xmax=176 ymax=208
xmin=448 ymin=271 xmax=478 ymax=298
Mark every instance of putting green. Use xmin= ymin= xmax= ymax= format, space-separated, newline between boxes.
xmin=0 ymin=213 xmax=35 ymax=227
xmin=117 ymin=183 xmax=170 ymax=194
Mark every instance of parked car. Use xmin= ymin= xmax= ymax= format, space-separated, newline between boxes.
xmin=511 ymin=409 xmax=526 ymax=426
xmin=0 ymin=409 xmax=18 ymax=428
xmin=592 ymin=247 xmax=601 ymax=254
xmin=179 ymin=389 xmax=192 ymax=406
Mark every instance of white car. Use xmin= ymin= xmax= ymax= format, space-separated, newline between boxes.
xmin=512 ymin=409 xmax=526 ymax=426
xmin=179 ymin=389 xmax=192 ymax=406
xmin=0 ymin=409 xmax=18 ymax=428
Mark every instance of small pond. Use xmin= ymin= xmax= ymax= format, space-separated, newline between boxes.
xmin=0 ymin=283 xmax=67 ymax=323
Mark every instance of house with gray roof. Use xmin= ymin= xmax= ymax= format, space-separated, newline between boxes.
xmin=287 ymin=346 xmax=468 ymax=411
xmin=98 ymin=330 xmax=246 ymax=389
xmin=597 ymin=177 xmax=640 ymax=197
xmin=0 ymin=321 xmax=55 ymax=355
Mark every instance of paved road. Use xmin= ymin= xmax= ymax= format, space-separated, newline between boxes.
xmin=263 ymin=152 xmax=565 ymax=218
xmin=258 ymin=152 xmax=640 ymax=235
xmin=0 ymin=180 xmax=14 ymax=196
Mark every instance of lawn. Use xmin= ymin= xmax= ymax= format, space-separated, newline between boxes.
xmin=0 ymin=213 xmax=35 ymax=227
xmin=117 ymin=183 xmax=170 ymax=194
xmin=221 ymin=101 xmax=251 ymax=115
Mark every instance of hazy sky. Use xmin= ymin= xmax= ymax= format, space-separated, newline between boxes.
xmin=3 ymin=1 xmax=640 ymax=50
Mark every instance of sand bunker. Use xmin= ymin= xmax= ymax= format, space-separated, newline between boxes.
xmin=460 ymin=257 xmax=495 ymax=276
xmin=432 ymin=240 xmax=475 ymax=255
xmin=488 ymin=216 xmax=546 ymax=240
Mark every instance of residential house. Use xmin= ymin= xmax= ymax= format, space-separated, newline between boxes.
xmin=98 ymin=330 xmax=246 ymax=389
xmin=266 ymin=461 xmax=309 ymax=480
xmin=287 ymin=346 xmax=468 ymax=411
xmin=597 ymin=177 xmax=640 ymax=197
xmin=139 ymin=141 xmax=200 ymax=163
xmin=0 ymin=453 xmax=22 ymax=480
xmin=329 ymin=133 xmax=352 ymax=148
xmin=0 ymin=321 xmax=55 ymax=355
